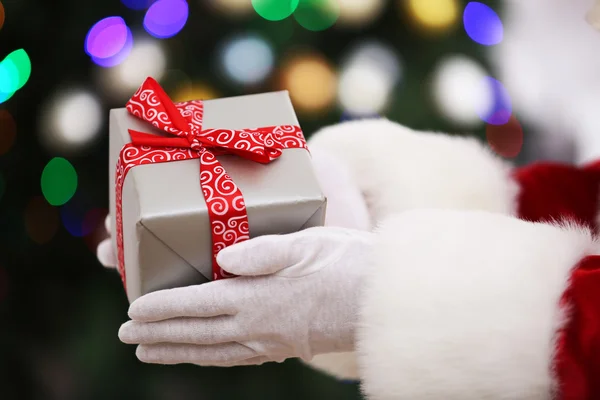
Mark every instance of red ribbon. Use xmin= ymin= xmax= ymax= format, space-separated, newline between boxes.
xmin=115 ymin=77 xmax=307 ymax=290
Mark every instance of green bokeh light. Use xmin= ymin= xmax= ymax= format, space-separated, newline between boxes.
xmin=41 ymin=157 xmax=78 ymax=206
xmin=0 ymin=59 xmax=19 ymax=93
xmin=294 ymin=0 xmax=339 ymax=31
xmin=6 ymin=49 xmax=31 ymax=90
xmin=252 ymin=0 xmax=300 ymax=21
xmin=0 ymin=49 xmax=31 ymax=100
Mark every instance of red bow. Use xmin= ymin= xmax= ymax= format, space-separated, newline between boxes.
xmin=115 ymin=77 xmax=307 ymax=289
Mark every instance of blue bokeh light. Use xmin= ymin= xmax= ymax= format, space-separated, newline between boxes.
xmin=478 ymin=77 xmax=512 ymax=125
xmin=121 ymin=0 xmax=157 ymax=10
xmin=463 ymin=2 xmax=503 ymax=46
xmin=221 ymin=34 xmax=274 ymax=85
xmin=0 ymin=90 xmax=14 ymax=104
xmin=60 ymin=192 xmax=99 ymax=238
xmin=143 ymin=0 xmax=189 ymax=39
xmin=0 ymin=59 xmax=18 ymax=94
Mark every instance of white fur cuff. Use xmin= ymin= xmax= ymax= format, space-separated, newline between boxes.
xmin=356 ymin=209 xmax=594 ymax=399
xmin=308 ymin=119 xmax=519 ymax=225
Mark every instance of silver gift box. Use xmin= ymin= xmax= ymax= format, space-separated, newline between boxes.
xmin=109 ymin=91 xmax=326 ymax=303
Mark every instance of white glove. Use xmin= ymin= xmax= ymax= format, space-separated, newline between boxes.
xmin=118 ymin=227 xmax=374 ymax=367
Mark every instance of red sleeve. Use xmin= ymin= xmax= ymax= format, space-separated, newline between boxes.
xmin=512 ymin=162 xmax=600 ymax=233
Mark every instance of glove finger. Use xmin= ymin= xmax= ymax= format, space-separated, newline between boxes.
xmin=215 ymin=356 xmax=270 ymax=367
xmin=119 ymin=316 xmax=242 ymax=345
xmin=97 ymin=239 xmax=117 ymax=268
xmin=128 ymin=280 xmax=240 ymax=322
xmin=135 ymin=342 xmax=256 ymax=366
xmin=216 ymin=234 xmax=297 ymax=276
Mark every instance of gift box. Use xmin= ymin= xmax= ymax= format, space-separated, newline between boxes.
xmin=109 ymin=78 xmax=326 ymax=302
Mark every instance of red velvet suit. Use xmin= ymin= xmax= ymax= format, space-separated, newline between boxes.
xmin=515 ymin=162 xmax=600 ymax=400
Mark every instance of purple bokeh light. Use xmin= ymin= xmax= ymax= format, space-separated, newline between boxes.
xmin=143 ymin=0 xmax=189 ymax=39
xmin=85 ymin=17 xmax=129 ymax=59
xmin=477 ymin=77 xmax=512 ymax=126
xmin=463 ymin=2 xmax=503 ymax=46
xmin=91 ymin=29 xmax=133 ymax=68
xmin=85 ymin=17 xmax=133 ymax=67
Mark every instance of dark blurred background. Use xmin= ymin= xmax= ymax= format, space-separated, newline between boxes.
xmin=0 ymin=0 xmax=577 ymax=398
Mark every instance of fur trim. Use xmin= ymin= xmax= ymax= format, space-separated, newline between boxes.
xmin=307 ymin=119 xmax=519 ymax=226
xmin=356 ymin=209 xmax=596 ymax=400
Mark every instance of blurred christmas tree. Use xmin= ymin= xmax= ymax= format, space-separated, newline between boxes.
xmin=0 ymin=0 xmax=507 ymax=399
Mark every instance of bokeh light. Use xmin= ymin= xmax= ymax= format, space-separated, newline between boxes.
xmin=121 ymin=0 xmax=156 ymax=10
xmin=39 ymin=89 xmax=103 ymax=153
xmin=337 ymin=0 xmax=384 ymax=27
xmin=24 ymin=196 xmax=60 ymax=244
xmin=0 ymin=109 xmax=16 ymax=155
xmin=0 ymin=49 xmax=32 ymax=102
xmin=0 ymin=2 xmax=5 ymax=30
xmin=41 ymin=158 xmax=78 ymax=206
xmin=477 ymin=77 xmax=512 ymax=125
xmin=338 ymin=41 xmax=402 ymax=116
xmin=431 ymin=55 xmax=492 ymax=127
xmin=85 ymin=17 xmax=133 ymax=67
xmin=280 ymin=52 xmax=337 ymax=114
xmin=0 ymin=89 xmax=13 ymax=103
xmin=208 ymin=0 xmax=253 ymax=16
xmin=406 ymin=0 xmax=459 ymax=31
xmin=60 ymin=194 xmax=104 ymax=238
xmin=171 ymin=82 xmax=218 ymax=103
xmin=0 ymin=59 xmax=18 ymax=95
xmin=463 ymin=2 xmax=503 ymax=46
xmin=220 ymin=34 xmax=274 ymax=85
xmin=144 ymin=0 xmax=189 ymax=39
xmin=97 ymin=40 xmax=167 ymax=100
xmin=252 ymin=0 xmax=299 ymax=21
xmin=2 ymin=50 xmax=31 ymax=91
xmin=486 ymin=114 xmax=523 ymax=158
xmin=294 ymin=0 xmax=339 ymax=31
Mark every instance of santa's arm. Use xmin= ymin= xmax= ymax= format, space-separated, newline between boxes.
xmin=309 ymin=119 xmax=600 ymax=232
xmin=513 ymin=161 xmax=600 ymax=232
xmin=355 ymin=209 xmax=600 ymax=399
xmin=307 ymin=119 xmax=518 ymax=224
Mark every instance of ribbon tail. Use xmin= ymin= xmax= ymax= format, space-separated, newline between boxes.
xmin=198 ymin=150 xmax=250 ymax=280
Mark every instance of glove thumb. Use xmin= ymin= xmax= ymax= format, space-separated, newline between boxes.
xmin=216 ymin=234 xmax=295 ymax=276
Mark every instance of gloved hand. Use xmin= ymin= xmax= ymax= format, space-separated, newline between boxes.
xmin=96 ymin=146 xmax=371 ymax=269
xmin=118 ymin=227 xmax=374 ymax=366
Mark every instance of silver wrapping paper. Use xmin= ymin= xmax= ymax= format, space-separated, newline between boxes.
xmin=109 ymin=91 xmax=326 ymax=303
